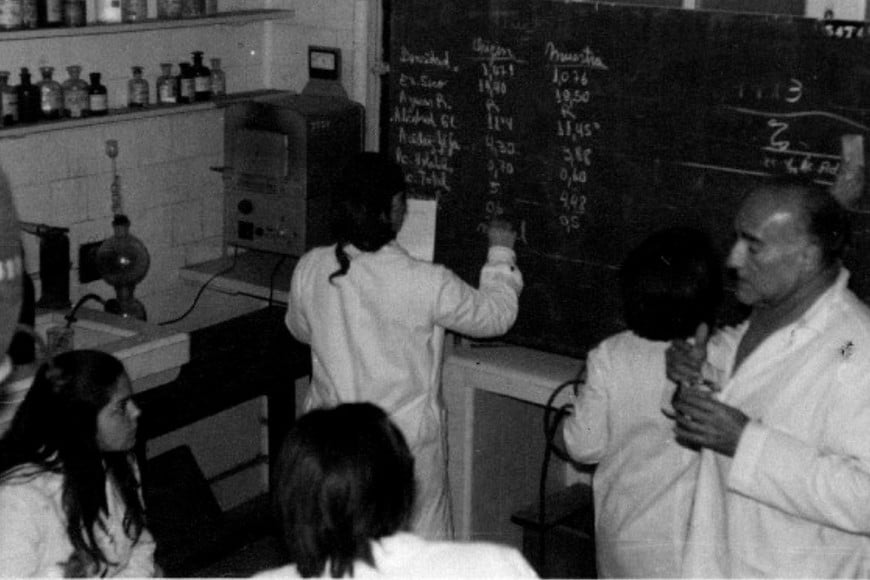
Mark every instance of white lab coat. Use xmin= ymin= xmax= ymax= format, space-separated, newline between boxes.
xmin=0 ymin=467 xmax=156 ymax=577
xmin=254 ymin=531 xmax=538 ymax=578
xmin=683 ymin=269 xmax=870 ymax=577
xmin=286 ymin=241 xmax=522 ymax=539
xmin=563 ymin=330 xmax=700 ymax=578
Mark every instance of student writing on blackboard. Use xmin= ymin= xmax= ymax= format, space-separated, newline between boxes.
xmin=562 ymin=227 xmax=723 ymax=577
xmin=285 ymin=152 xmax=523 ymax=540
xmin=669 ymin=177 xmax=870 ymax=577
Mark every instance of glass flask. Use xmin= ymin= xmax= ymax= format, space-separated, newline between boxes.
xmin=191 ymin=51 xmax=210 ymax=101
xmin=127 ymin=66 xmax=149 ymax=107
xmin=96 ymin=214 xmax=150 ymax=321
xmin=62 ymin=65 xmax=88 ymax=118
xmin=209 ymin=57 xmax=225 ymax=97
xmin=38 ymin=66 xmax=63 ymax=120
xmin=87 ymin=72 xmax=108 ymax=116
xmin=156 ymin=63 xmax=177 ymax=104
xmin=0 ymin=71 xmax=18 ymax=126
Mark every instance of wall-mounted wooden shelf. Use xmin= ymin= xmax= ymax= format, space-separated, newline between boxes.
xmin=0 ymin=89 xmax=292 ymax=140
xmin=0 ymin=9 xmax=295 ymax=41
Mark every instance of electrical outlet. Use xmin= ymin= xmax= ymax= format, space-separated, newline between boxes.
xmin=78 ymin=241 xmax=104 ymax=284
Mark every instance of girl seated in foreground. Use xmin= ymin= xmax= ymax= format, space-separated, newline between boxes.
xmin=0 ymin=349 xmax=157 ymax=577
xmin=258 ymin=402 xmax=538 ymax=578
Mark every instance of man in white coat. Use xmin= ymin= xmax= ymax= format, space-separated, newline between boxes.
xmin=669 ymin=177 xmax=870 ymax=577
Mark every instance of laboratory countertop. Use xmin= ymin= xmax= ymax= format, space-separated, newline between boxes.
xmin=179 ymin=250 xmax=297 ymax=305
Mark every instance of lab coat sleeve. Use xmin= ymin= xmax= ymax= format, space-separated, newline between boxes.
xmin=728 ymin=360 xmax=870 ymax=534
xmin=0 ymin=482 xmax=48 ymax=576
xmin=432 ymin=245 xmax=523 ymax=338
xmin=562 ymin=343 xmax=610 ymax=464
xmin=286 ymin=255 xmax=312 ymax=343
xmin=118 ymin=527 xmax=157 ymax=577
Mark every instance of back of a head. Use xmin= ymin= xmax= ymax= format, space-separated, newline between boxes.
xmin=753 ymin=175 xmax=851 ymax=269
xmin=273 ymin=403 xmax=416 ymax=578
xmin=0 ymin=349 xmax=125 ymax=475
xmin=333 ymin=152 xmax=406 ymax=252
xmin=620 ymin=227 xmax=723 ymax=341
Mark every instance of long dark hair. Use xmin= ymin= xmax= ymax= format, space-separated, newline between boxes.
xmin=0 ymin=349 xmax=146 ymax=575
xmin=329 ymin=152 xmax=406 ymax=283
xmin=272 ymin=403 xmax=416 ymax=578
xmin=620 ymin=227 xmax=723 ymax=341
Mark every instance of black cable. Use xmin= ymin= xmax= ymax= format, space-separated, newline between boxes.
xmin=536 ymin=361 xmax=586 ymax=577
xmin=158 ymin=248 xmax=239 ymax=327
xmin=267 ymin=255 xmax=288 ymax=308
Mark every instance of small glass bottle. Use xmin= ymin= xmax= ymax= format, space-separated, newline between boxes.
xmin=19 ymin=0 xmax=35 ymax=27
xmin=156 ymin=0 xmax=180 ymax=19
xmin=191 ymin=51 xmax=210 ymax=102
xmin=87 ymin=72 xmax=108 ymax=116
xmin=17 ymin=68 xmax=40 ymax=124
xmin=38 ymin=0 xmax=63 ymax=26
xmin=177 ymin=62 xmax=194 ymax=104
xmin=0 ymin=0 xmax=23 ymax=30
xmin=93 ymin=0 xmax=121 ymax=23
xmin=62 ymin=65 xmax=88 ymax=118
xmin=63 ymin=0 xmax=84 ymax=26
xmin=209 ymin=57 xmax=225 ymax=97
xmin=156 ymin=63 xmax=177 ymax=105
xmin=38 ymin=66 xmax=63 ymax=120
xmin=128 ymin=66 xmax=149 ymax=108
xmin=121 ymin=0 xmax=145 ymax=22
xmin=180 ymin=0 xmax=201 ymax=18
xmin=0 ymin=71 xmax=18 ymax=126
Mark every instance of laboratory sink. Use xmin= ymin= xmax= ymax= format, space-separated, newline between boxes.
xmin=33 ymin=308 xmax=190 ymax=393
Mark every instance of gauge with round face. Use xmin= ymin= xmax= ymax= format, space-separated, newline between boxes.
xmin=309 ymin=47 xmax=340 ymax=80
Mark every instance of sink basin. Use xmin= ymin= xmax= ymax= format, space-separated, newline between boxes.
xmin=31 ymin=308 xmax=190 ymax=393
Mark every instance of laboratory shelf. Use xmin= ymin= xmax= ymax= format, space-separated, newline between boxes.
xmin=0 ymin=9 xmax=295 ymax=41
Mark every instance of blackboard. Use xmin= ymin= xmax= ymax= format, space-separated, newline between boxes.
xmin=388 ymin=1 xmax=870 ymax=358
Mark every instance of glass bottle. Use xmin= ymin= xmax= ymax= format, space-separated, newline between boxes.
xmin=177 ymin=62 xmax=194 ymax=104
xmin=0 ymin=71 xmax=18 ymax=126
xmin=38 ymin=0 xmax=63 ymax=27
xmin=87 ymin=72 xmax=108 ymax=116
xmin=209 ymin=57 xmax=225 ymax=97
xmin=156 ymin=63 xmax=177 ymax=105
xmin=19 ymin=0 xmax=35 ymax=27
xmin=121 ymin=0 xmax=145 ymax=22
xmin=63 ymin=0 xmax=84 ymax=25
xmin=128 ymin=66 xmax=149 ymax=108
xmin=180 ymin=0 xmax=201 ymax=18
xmin=0 ymin=0 xmax=23 ymax=30
xmin=191 ymin=51 xmax=210 ymax=102
xmin=62 ymin=65 xmax=88 ymax=118
xmin=156 ymin=0 xmax=180 ymax=19
xmin=38 ymin=66 xmax=63 ymax=120
xmin=93 ymin=0 xmax=120 ymax=23
xmin=17 ymin=68 xmax=40 ymax=124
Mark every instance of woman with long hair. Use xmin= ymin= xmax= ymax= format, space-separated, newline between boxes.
xmin=0 ymin=349 xmax=157 ymax=577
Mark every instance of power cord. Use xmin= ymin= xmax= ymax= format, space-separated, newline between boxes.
xmin=536 ymin=360 xmax=586 ymax=577
xmin=158 ymin=247 xmax=239 ymax=327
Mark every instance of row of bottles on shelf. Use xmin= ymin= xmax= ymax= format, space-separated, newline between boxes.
xmin=0 ymin=0 xmax=218 ymax=30
xmin=0 ymin=51 xmax=225 ymax=125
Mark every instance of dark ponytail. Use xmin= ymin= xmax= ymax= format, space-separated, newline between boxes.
xmin=329 ymin=153 xmax=406 ymax=283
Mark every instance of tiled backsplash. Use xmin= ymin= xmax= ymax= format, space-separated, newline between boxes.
xmin=9 ymin=108 xmax=226 ymax=307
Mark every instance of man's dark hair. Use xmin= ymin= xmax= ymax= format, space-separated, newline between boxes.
xmin=620 ymin=227 xmax=723 ymax=341
xmin=272 ymin=403 xmax=416 ymax=578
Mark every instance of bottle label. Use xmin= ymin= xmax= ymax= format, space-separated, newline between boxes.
xmin=47 ymin=0 xmax=63 ymax=22
xmin=1 ymin=92 xmax=18 ymax=121
xmin=158 ymin=81 xmax=177 ymax=103
xmin=130 ymin=82 xmax=148 ymax=106
xmin=40 ymin=88 xmax=62 ymax=114
xmin=180 ymin=78 xmax=194 ymax=99
xmin=211 ymin=75 xmax=225 ymax=96
xmin=64 ymin=88 xmax=87 ymax=118
xmin=89 ymin=93 xmax=108 ymax=112
xmin=194 ymin=76 xmax=210 ymax=93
